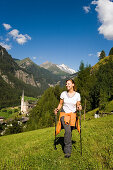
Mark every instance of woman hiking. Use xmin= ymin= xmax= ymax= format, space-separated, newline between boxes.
xmin=54 ymin=79 xmax=82 ymax=158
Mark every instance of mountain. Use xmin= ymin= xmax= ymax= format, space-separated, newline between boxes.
xmin=0 ymin=46 xmax=47 ymax=108
xmin=57 ymin=64 xmax=76 ymax=74
xmin=40 ymin=61 xmax=70 ymax=76
xmin=16 ymin=58 xmax=63 ymax=88
xmin=40 ymin=61 xmax=76 ymax=76
xmin=0 ymin=46 xmax=37 ymax=87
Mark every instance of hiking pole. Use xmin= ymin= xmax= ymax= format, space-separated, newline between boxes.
xmin=80 ymin=110 xmax=82 ymax=156
xmin=54 ymin=114 xmax=57 ymax=150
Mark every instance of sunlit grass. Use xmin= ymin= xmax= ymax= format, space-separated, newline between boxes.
xmin=0 ymin=114 xmax=113 ymax=169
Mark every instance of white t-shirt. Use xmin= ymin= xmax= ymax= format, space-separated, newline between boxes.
xmin=60 ymin=91 xmax=81 ymax=113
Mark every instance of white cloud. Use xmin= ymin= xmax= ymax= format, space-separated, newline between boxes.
xmin=9 ymin=29 xmax=19 ymax=38
xmin=9 ymin=29 xmax=31 ymax=45
xmin=92 ymin=0 xmax=113 ymax=40
xmin=88 ymin=52 xmax=101 ymax=57
xmin=97 ymin=51 xmax=101 ymax=57
xmin=83 ymin=6 xmax=91 ymax=13
xmin=0 ymin=42 xmax=11 ymax=50
xmin=88 ymin=53 xmax=93 ymax=56
xmin=25 ymin=34 xmax=32 ymax=40
xmin=6 ymin=38 xmax=10 ymax=41
xmin=91 ymin=0 xmax=97 ymax=5
xmin=33 ymin=56 xmax=36 ymax=60
xmin=16 ymin=34 xmax=28 ymax=44
xmin=3 ymin=23 xmax=12 ymax=30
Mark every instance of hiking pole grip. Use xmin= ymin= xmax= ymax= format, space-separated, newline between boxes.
xmin=80 ymin=110 xmax=82 ymax=156
xmin=54 ymin=114 xmax=57 ymax=150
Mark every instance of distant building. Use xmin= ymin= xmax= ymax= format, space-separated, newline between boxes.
xmin=21 ymin=90 xmax=29 ymax=114
xmin=0 ymin=117 xmax=4 ymax=124
xmin=94 ymin=111 xmax=100 ymax=118
xmin=94 ymin=114 xmax=100 ymax=118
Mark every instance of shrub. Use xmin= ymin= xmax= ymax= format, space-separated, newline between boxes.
xmin=8 ymin=110 xmax=12 ymax=114
xmin=2 ymin=109 xmax=7 ymax=112
xmin=14 ymin=109 xmax=18 ymax=113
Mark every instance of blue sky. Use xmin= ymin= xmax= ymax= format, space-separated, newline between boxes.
xmin=0 ymin=0 xmax=113 ymax=71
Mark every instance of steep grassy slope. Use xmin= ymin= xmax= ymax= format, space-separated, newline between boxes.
xmin=92 ymin=55 xmax=113 ymax=71
xmin=0 ymin=115 xmax=113 ymax=169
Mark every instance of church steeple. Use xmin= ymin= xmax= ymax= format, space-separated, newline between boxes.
xmin=21 ymin=90 xmax=28 ymax=114
xmin=21 ymin=90 xmax=24 ymax=113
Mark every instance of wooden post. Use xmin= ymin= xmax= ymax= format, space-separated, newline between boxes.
xmin=84 ymin=98 xmax=86 ymax=120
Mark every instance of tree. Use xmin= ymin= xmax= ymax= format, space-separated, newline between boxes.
xmin=75 ymin=64 xmax=95 ymax=114
xmin=109 ymin=47 xmax=113 ymax=56
xmin=26 ymin=87 xmax=59 ymax=131
xmin=98 ymin=50 xmax=106 ymax=61
xmin=79 ymin=61 xmax=85 ymax=71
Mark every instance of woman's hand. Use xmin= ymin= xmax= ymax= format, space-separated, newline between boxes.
xmin=77 ymin=105 xmax=82 ymax=111
xmin=54 ymin=99 xmax=63 ymax=115
xmin=54 ymin=108 xmax=59 ymax=115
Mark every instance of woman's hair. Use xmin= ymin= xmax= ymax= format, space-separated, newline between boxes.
xmin=66 ymin=79 xmax=76 ymax=91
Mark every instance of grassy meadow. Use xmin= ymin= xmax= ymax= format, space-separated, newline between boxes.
xmin=0 ymin=114 xmax=113 ymax=169
xmin=0 ymin=107 xmax=20 ymax=120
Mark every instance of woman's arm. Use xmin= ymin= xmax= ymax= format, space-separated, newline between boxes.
xmin=54 ymin=99 xmax=64 ymax=115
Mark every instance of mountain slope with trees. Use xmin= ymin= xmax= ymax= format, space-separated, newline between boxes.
xmin=26 ymin=47 xmax=113 ymax=130
xmin=0 ymin=46 xmax=41 ymax=108
xmin=16 ymin=58 xmax=63 ymax=89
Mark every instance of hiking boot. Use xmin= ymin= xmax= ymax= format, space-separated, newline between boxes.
xmin=64 ymin=153 xmax=71 ymax=158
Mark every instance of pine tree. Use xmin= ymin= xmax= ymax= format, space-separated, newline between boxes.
xmin=79 ymin=61 xmax=85 ymax=71
xmin=109 ymin=47 xmax=113 ymax=56
xmin=98 ymin=50 xmax=106 ymax=61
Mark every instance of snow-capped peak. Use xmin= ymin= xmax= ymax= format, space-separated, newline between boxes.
xmin=56 ymin=64 xmax=76 ymax=74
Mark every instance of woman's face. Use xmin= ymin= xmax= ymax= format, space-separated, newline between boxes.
xmin=66 ymin=80 xmax=74 ymax=91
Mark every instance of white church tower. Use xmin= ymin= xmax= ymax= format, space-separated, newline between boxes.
xmin=21 ymin=90 xmax=28 ymax=114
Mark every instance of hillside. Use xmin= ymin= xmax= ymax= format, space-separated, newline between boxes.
xmin=91 ymin=55 xmax=113 ymax=72
xmin=0 ymin=114 xmax=113 ymax=169
xmin=0 ymin=53 xmax=34 ymax=108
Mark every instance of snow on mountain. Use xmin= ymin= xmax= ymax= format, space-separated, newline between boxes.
xmin=57 ymin=64 xmax=76 ymax=74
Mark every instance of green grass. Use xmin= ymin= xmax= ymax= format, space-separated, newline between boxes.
xmin=85 ymin=108 xmax=99 ymax=120
xmin=0 ymin=114 xmax=113 ymax=169
xmin=24 ymin=96 xmax=38 ymax=102
xmin=85 ymin=100 xmax=113 ymax=120
xmin=92 ymin=55 xmax=113 ymax=71
xmin=104 ymin=100 xmax=113 ymax=113
xmin=0 ymin=107 xmax=20 ymax=119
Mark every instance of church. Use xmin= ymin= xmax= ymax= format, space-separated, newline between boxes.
xmin=21 ymin=90 xmax=29 ymax=114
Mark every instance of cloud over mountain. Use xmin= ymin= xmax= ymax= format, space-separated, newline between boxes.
xmin=0 ymin=42 xmax=11 ymax=50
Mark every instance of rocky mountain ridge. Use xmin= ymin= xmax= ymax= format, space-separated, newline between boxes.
xmin=57 ymin=64 xmax=76 ymax=74
xmin=0 ymin=46 xmax=36 ymax=88
xmin=40 ymin=61 xmax=76 ymax=75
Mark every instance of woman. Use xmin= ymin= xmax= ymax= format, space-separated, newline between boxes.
xmin=54 ymin=79 xmax=82 ymax=158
